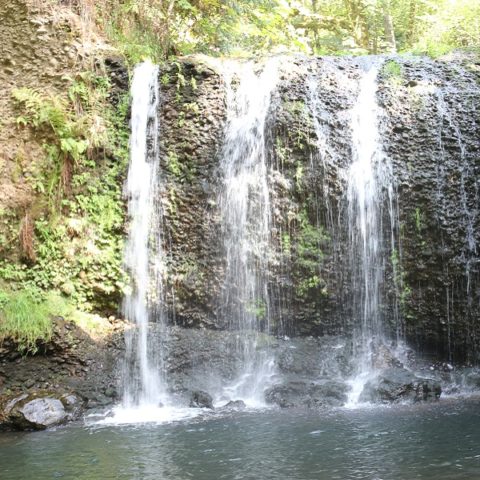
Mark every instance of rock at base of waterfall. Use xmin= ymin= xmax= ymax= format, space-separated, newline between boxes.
xmin=265 ymin=380 xmax=348 ymax=409
xmin=189 ymin=390 xmax=214 ymax=409
xmin=222 ymin=400 xmax=246 ymax=410
xmin=359 ymin=368 xmax=442 ymax=403
xmin=1 ymin=392 xmax=84 ymax=430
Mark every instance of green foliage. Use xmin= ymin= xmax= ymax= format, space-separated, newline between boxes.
xmin=296 ymin=210 xmax=327 ymax=266
xmin=161 ymin=73 xmax=170 ymax=86
xmin=275 ymin=137 xmax=291 ymax=166
xmin=390 ymin=248 xmax=411 ymax=313
xmin=382 ymin=60 xmax=403 ymax=86
xmin=414 ymin=207 xmax=423 ymax=233
xmin=293 ymin=209 xmax=328 ymax=298
xmin=12 ymin=72 xmax=112 ymax=210
xmin=409 ymin=0 xmax=480 ymax=57
xmin=12 ymin=87 xmax=89 ymax=162
xmin=166 ymin=151 xmax=182 ymax=178
xmin=69 ymin=0 xmax=480 ymax=59
xmin=0 ymin=288 xmax=63 ymax=353
xmin=246 ymin=299 xmax=267 ymax=320
xmin=4 ymin=68 xmax=130 ymax=315
xmin=281 ymin=232 xmax=292 ymax=255
xmin=297 ymin=275 xmax=323 ymax=297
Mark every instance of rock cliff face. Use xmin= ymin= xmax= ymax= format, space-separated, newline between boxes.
xmin=378 ymin=57 xmax=480 ymax=363
xmin=158 ymin=55 xmax=480 ymax=364
xmin=1 ymin=2 xmax=479 ymax=426
xmin=0 ymin=0 xmax=95 ymax=216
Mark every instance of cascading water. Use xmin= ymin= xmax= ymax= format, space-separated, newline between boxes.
xmin=434 ymin=84 xmax=479 ymax=362
xmin=216 ymin=59 xmax=279 ymax=406
xmin=436 ymin=89 xmax=478 ymax=292
xmin=122 ymin=61 xmax=167 ymax=409
xmin=106 ymin=61 xmax=202 ymax=425
xmin=105 ymin=55 xmax=478 ymax=421
xmin=345 ymin=59 xmax=398 ymax=406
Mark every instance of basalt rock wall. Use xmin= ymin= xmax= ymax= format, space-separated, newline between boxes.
xmin=158 ymin=54 xmax=480 ymax=365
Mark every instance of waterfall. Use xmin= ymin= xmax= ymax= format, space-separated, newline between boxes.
xmin=216 ymin=59 xmax=279 ymax=406
xmin=435 ymin=87 xmax=479 ymax=362
xmin=122 ymin=61 xmax=167 ymax=408
xmin=436 ymin=89 xmax=478 ymax=293
xmin=345 ymin=59 xmax=397 ymax=405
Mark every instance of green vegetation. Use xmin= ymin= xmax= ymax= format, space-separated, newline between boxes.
xmin=0 ymin=288 xmax=61 ymax=353
xmin=69 ymin=0 xmax=479 ymax=61
xmin=246 ymin=299 xmax=267 ymax=320
xmin=3 ymin=66 xmax=130 ymax=322
xmin=281 ymin=232 xmax=292 ymax=255
xmin=11 ymin=71 xmax=118 ymax=212
xmin=166 ymin=151 xmax=182 ymax=178
xmin=293 ymin=209 xmax=328 ymax=298
xmin=12 ymin=87 xmax=88 ymax=209
xmin=414 ymin=207 xmax=423 ymax=233
xmin=382 ymin=60 xmax=403 ymax=86
xmin=390 ymin=247 xmax=412 ymax=315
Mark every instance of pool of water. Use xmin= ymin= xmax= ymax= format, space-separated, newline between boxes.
xmin=1 ymin=398 xmax=480 ymax=480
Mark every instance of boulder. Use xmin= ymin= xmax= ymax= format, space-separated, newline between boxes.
xmin=1 ymin=392 xmax=84 ymax=430
xmin=223 ymin=400 xmax=246 ymax=410
xmin=359 ymin=368 xmax=442 ymax=404
xmin=189 ymin=390 xmax=214 ymax=409
xmin=265 ymin=380 xmax=348 ymax=409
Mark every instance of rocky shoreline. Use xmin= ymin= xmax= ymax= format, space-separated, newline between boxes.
xmin=3 ymin=323 xmax=480 ymax=430
xmin=0 ymin=316 xmax=124 ymax=430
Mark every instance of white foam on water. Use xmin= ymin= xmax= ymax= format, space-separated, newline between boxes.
xmin=93 ymin=405 xmax=206 ymax=426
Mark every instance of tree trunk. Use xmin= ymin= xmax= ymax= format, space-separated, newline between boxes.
xmin=406 ymin=0 xmax=418 ymax=47
xmin=383 ymin=3 xmax=397 ymax=53
xmin=344 ymin=0 xmax=370 ymax=50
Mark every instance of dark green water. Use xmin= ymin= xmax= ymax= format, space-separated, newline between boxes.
xmin=1 ymin=399 xmax=480 ymax=480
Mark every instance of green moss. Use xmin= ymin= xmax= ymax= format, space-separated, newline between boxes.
xmin=414 ymin=207 xmax=423 ymax=233
xmin=275 ymin=137 xmax=291 ymax=166
xmin=292 ymin=209 xmax=329 ymax=298
xmin=281 ymin=232 xmax=291 ymax=255
xmin=167 ymin=151 xmax=182 ymax=177
xmin=161 ymin=73 xmax=171 ymax=85
xmin=246 ymin=299 xmax=267 ymax=320
xmin=382 ymin=60 xmax=404 ymax=86
xmin=284 ymin=100 xmax=307 ymax=116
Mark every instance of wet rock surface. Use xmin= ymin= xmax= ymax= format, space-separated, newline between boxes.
xmin=0 ymin=317 xmax=124 ymax=429
xmin=222 ymin=400 xmax=246 ymax=410
xmin=189 ymin=390 xmax=214 ymax=409
xmin=265 ymin=380 xmax=348 ymax=409
xmin=2 ymin=322 xmax=477 ymax=428
xmin=1 ymin=391 xmax=84 ymax=430
xmin=157 ymin=54 xmax=480 ymax=364
xmin=359 ymin=368 xmax=442 ymax=404
xmin=126 ymin=326 xmax=460 ymax=409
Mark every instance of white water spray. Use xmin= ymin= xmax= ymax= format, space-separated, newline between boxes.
xmin=345 ymin=59 xmax=396 ymax=406
xmin=216 ymin=59 xmax=279 ymax=406
xmin=122 ymin=61 xmax=166 ymax=408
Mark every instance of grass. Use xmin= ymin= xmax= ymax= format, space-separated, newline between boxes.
xmin=382 ymin=60 xmax=404 ymax=86
xmin=0 ymin=289 xmax=69 ymax=353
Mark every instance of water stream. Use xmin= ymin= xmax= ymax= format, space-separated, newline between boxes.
xmin=216 ymin=59 xmax=279 ymax=406
xmin=345 ymin=59 xmax=398 ymax=405
xmin=122 ymin=61 xmax=166 ymax=408
xmin=116 ymin=56 xmax=476 ymax=415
